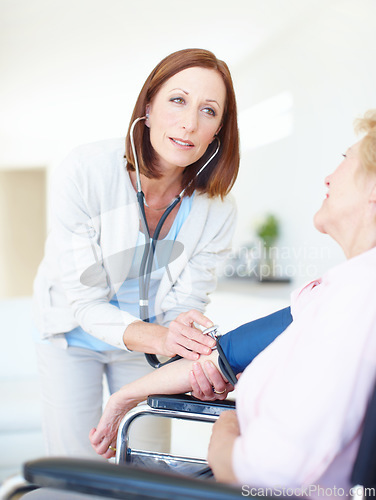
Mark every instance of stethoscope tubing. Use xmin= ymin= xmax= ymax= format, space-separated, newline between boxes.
xmin=138 ymin=192 xmax=182 ymax=368
xmin=130 ymin=116 xmax=220 ymax=368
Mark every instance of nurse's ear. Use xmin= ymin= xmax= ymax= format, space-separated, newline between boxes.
xmin=211 ymin=124 xmax=222 ymax=142
xmin=145 ymin=105 xmax=150 ymax=128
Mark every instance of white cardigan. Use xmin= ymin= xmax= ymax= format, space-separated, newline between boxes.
xmin=33 ymin=138 xmax=237 ymax=349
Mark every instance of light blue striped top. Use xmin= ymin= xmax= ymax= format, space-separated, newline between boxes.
xmin=65 ymin=195 xmax=193 ymax=351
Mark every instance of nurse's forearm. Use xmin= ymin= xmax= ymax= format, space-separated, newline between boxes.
xmin=123 ymin=310 xmax=216 ymax=361
xmin=123 ymin=320 xmax=168 ymax=354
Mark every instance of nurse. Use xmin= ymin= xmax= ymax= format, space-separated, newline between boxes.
xmin=32 ymin=48 xmax=240 ymax=457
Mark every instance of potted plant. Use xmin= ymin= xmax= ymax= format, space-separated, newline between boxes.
xmin=255 ymin=214 xmax=279 ymax=280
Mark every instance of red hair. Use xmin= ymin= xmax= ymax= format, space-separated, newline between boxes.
xmin=125 ymin=48 xmax=239 ymax=198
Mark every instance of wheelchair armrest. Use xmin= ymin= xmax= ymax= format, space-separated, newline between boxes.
xmin=116 ymin=394 xmax=235 ymax=465
xmin=23 ymin=457 xmax=245 ymax=499
xmin=147 ymin=393 xmax=235 ymax=416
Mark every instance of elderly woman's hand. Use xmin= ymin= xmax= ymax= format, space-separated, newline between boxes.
xmin=163 ymin=310 xmax=216 ymax=361
xmin=189 ymin=360 xmax=234 ymax=400
xmin=89 ymin=389 xmax=139 ymax=459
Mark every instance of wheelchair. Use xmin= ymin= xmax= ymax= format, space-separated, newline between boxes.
xmin=3 ymin=383 xmax=376 ymax=500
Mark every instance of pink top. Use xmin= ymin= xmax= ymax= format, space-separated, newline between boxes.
xmin=233 ymin=247 xmax=376 ymax=496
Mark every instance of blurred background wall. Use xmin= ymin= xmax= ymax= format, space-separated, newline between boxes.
xmin=1 ymin=0 xmax=376 ymax=298
xmin=1 ymin=0 xmax=375 ymax=482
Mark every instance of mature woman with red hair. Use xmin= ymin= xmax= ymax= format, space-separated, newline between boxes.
xmin=32 ymin=48 xmax=240 ymax=457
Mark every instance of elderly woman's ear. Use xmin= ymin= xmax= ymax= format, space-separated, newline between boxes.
xmin=368 ymin=184 xmax=376 ymax=241
xmin=370 ymin=183 xmax=376 ymax=204
xmin=370 ymin=185 xmax=376 ymax=226
xmin=368 ymin=181 xmax=376 ymax=209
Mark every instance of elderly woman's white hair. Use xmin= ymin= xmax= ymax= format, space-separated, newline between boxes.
xmin=355 ymin=109 xmax=376 ymax=175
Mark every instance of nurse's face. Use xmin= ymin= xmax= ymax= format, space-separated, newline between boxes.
xmin=146 ymin=66 xmax=226 ymax=173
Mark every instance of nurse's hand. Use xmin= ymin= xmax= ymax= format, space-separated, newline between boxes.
xmin=163 ymin=310 xmax=216 ymax=361
xmin=189 ymin=360 xmax=234 ymax=400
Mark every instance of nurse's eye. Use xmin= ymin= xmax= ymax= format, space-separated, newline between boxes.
xmin=170 ymin=97 xmax=185 ymax=104
xmin=203 ymin=107 xmax=216 ymax=117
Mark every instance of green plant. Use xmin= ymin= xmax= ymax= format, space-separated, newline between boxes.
xmin=256 ymin=214 xmax=279 ymax=248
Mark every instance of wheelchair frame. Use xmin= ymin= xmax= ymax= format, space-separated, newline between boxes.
xmin=115 ymin=393 xmax=235 ymax=476
xmin=2 ymin=385 xmax=376 ymax=500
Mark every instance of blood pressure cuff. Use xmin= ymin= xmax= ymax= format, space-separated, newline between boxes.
xmin=217 ymin=306 xmax=293 ymax=377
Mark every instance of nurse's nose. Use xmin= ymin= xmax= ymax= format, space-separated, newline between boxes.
xmin=181 ymin=107 xmax=198 ymax=132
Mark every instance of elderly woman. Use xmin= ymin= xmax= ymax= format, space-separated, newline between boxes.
xmin=88 ymin=110 xmax=376 ymax=495
xmin=206 ymin=109 xmax=376 ymax=492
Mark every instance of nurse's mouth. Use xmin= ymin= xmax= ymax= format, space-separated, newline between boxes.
xmin=170 ymin=137 xmax=194 ymax=147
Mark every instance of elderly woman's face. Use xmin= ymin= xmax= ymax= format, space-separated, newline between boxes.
xmin=314 ymin=140 xmax=372 ymax=246
xmin=146 ymin=66 xmax=226 ymax=172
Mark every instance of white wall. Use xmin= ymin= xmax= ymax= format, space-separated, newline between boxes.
xmin=0 ymin=0 xmax=279 ymax=167
xmin=1 ymin=0 xmax=376 ymax=288
xmin=231 ymin=1 xmax=376 ymax=284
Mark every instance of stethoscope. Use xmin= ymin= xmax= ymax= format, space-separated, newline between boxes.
xmin=130 ymin=116 xmax=221 ymax=368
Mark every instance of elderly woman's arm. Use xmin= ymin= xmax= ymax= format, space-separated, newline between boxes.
xmin=189 ymin=307 xmax=292 ymax=400
xmin=208 ymin=410 xmax=240 ymax=483
xmin=89 ymin=352 xmax=225 ymax=458
xmin=90 ymin=307 xmax=292 ymax=459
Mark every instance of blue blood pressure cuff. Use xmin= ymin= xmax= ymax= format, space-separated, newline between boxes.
xmin=217 ymin=306 xmax=293 ymax=378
